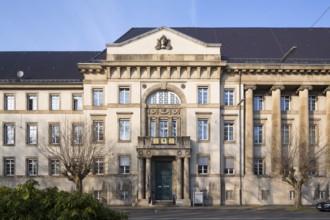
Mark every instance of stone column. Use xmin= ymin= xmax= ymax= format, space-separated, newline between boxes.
xmin=244 ymin=85 xmax=256 ymax=175
xmin=145 ymin=157 xmax=151 ymax=200
xmin=270 ymin=85 xmax=284 ymax=175
xmin=183 ymin=157 xmax=190 ymax=199
xmin=324 ymin=86 xmax=330 ymax=177
xmin=296 ymin=86 xmax=312 ymax=166
xmin=176 ymin=157 xmax=182 ymax=199
xmin=138 ymin=158 xmax=144 ymax=199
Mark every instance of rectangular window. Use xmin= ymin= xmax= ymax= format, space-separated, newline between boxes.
xmin=119 ymin=156 xmax=130 ymax=174
xmin=290 ymin=190 xmax=295 ymax=200
xmin=224 ymin=157 xmax=234 ymax=175
xmin=198 ymin=119 xmax=209 ymax=141
xmin=27 ymin=94 xmax=37 ymax=110
xmin=27 ymin=159 xmax=38 ymax=176
xmin=119 ymin=87 xmax=130 ymax=104
xmin=50 ymin=94 xmax=60 ymax=110
xmin=4 ymin=158 xmax=15 ymax=176
xmin=309 ymin=125 xmax=317 ymax=145
xmin=93 ymin=121 xmax=104 ymax=142
xmin=254 ymin=125 xmax=263 ymax=144
xmin=172 ymin=120 xmax=177 ymax=137
xmin=261 ymin=190 xmax=270 ymax=200
xmin=50 ymin=159 xmax=60 ymax=176
xmin=198 ymin=156 xmax=209 ymax=174
xmin=198 ymin=87 xmax=208 ymax=104
xmin=225 ymin=190 xmax=234 ymax=200
xmin=281 ymin=96 xmax=290 ymax=111
xmin=224 ymin=89 xmax=234 ymax=106
xmin=4 ymin=123 xmax=15 ymax=145
xmin=49 ymin=124 xmax=60 ymax=144
xmin=253 ymin=96 xmax=263 ymax=111
xmin=121 ymin=191 xmax=129 ymax=200
xmin=254 ymin=159 xmax=265 ymax=175
xmin=150 ymin=120 xmax=156 ymax=137
xmin=4 ymin=94 xmax=15 ymax=110
xmin=308 ymin=96 xmax=317 ymax=111
xmin=93 ymin=88 xmax=103 ymax=106
xmin=159 ymin=120 xmax=168 ymax=138
xmin=73 ymin=94 xmax=82 ymax=110
xmin=282 ymin=124 xmax=290 ymax=145
xmin=119 ymin=119 xmax=130 ymax=141
xmin=73 ymin=124 xmax=83 ymax=145
xmin=27 ymin=124 xmax=37 ymax=144
xmin=94 ymin=190 xmax=102 ymax=200
xmin=224 ymin=122 xmax=234 ymax=141
xmin=93 ymin=157 xmax=104 ymax=175
xmin=318 ymin=191 xmax=326 ymax=200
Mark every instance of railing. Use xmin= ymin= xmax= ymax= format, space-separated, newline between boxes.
xmin=137 ymin=136 xmax=191 ymax=149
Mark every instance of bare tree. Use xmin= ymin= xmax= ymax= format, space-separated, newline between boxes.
xmin=39 ymin=116 xmax=113 ymax=193
xmin=273 ymin=131 xmax=327 ymax=208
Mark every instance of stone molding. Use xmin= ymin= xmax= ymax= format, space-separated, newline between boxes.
xmin=269 ymin=85 xmax=285 ymax=94
xmin=323 ymin=86 xmax=330 ymax=94
xmin=296 ymin=85 xmax=313 ymax=94
xmin=244 ymin=85 xmax=256 ymax=91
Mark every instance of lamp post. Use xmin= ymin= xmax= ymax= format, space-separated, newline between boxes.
xmin=237 ymin=71 xmax=245 ymax=206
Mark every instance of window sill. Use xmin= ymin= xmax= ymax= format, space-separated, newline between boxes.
xmin=224 ymin=140 xmax=236 ymax=144
xmin=3 ymin=144 xmax=15 ymax=146
xmin=196 ymin=140 xmax=210 ymax=143
xmin=118 ymin=140 xmax=131 ymax=143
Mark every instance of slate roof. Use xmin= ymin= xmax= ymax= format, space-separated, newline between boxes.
xmin=0 ymin=51 xmax=99 ymax=82
xmin=115 ymin=27 xmax=330 ymax=63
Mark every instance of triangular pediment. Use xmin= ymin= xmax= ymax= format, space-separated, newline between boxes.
xmin=106 ymin=27 xmax=221 ymax=56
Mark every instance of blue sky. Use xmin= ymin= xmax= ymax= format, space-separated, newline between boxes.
xmin=1 ymin=0 xmax=329 ymax=51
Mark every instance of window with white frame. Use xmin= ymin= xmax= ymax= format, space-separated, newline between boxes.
xmin=198 ymin=156 xmax=209 ymax=174
xmin=94 ymin=190 xmax=102 ymax=200
xmin=147 ymin=91 xmax=180 ymax=104
xmin=309 ymin=125 xmax=317 ymax=145
xmin=224 ymin=122 xmax=234 ymax=141
xmin=119 ymin=87 xmax=130 ymax=104
xmin=281 ymin=96 xmax=290 ymax=111
xmin=318 ymin=191 xmax=326 ymax=200
xmin=150 ymin=119 xmax=156 ymax=137
xmin=119 ymin=119 xmax=130 ymax=141
xmin=261 ymin=190 xmax=270 ymax=200
xmin=254 ymin=159 xmax=265 ymax=175
xmin=225 ymin=190 xmax=234 ymax=200
xmin=27 ymin=94 xmax=37 ymax=110
xmin=282 ymin=124 xmax=290 ymax=145
xmin=224 ymin=157 xmax=234 ymax=175
xmin=50 ymin=94 xmax=60 ymax=110
xmin=224 ymin=89 xmax=234 ymax=106
xmin=308 ymin=96 xmax=317 ymax=111
xmin=93 ymin=157 xmax=104 ymax=175
xmin=254 ymin=96 xmax=263 ymax=111
xmin=4 ymin=94 xmax=15 ymax=110
xmin=50 ymin=159 xmax=60 ymax=176
xmin=198 ymin=87 xmax=208 ymax=104
xmin=254 ymin=125 xmax=263 ymax=144
xmin=4 ymin=158 xmax=15 ymax=176
xmin=4 ymin=123 xmax=15 ymax=145
xmin=172 ymin=120 xmax=177 ymax=137
xmin=93 ymin=88 xmax=103 ymax=106
xmin=93 ymin=121 xmax=104 ymax=142
xmin=49 ymin=124 xmax=60 ymax=145
xmin=119 ymin=156 xmax=130 ymax=174
xmin=27 ymin=159 xmax=38 ymax=176
xmin=290 ymin=190 xmax=295 ymax=200
xmin=159 ymin=119 xmax=168 ymax=138
xmin=73 ymin=124 xmax=83 ymax=145
xmin=198 ymin=119 xmax=209 ymax=141
xmin=121 ymin=191 xmax=129 ymax=200
xmin=73 ymin=94 xmax=82 ymax=110
xmin=27 ymin=124 xmax=37 ymax=144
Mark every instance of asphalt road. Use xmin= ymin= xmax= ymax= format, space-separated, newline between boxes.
xmin=114 ymin=207 xmax=330 ymax=220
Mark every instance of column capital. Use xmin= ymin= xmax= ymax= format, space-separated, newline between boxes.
xmin=269 ymin=85 xmax=285 ymax=94
xmin=244 ymin=85 xmax=256 ymax=91
xmin=323 ymin=86 xmax=330 ymax=95
xmin=296 ymin=85 xmax=313 ymax=94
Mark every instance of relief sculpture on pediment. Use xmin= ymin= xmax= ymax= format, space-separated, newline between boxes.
xmin=148 ymin=108 xmax=181 ymax=116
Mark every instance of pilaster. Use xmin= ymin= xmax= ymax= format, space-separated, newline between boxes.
xmin=145 ymin=157 xmax=151 ymax=200
xmin=183 ymin=157 xmax=190 ymax=199
xmin=324 ymin=87 xmax=330 ymax=177
xmin=138 ymin=158 xmax=144 ymax=199
xmin=176 ymin=157 xmax=182 ymax=199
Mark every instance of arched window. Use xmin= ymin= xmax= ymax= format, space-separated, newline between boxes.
xmin=147 ymin=91 xmax=181 ymax=104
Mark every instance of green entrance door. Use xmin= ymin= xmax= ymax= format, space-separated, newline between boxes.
xmin=155 ymin=161 xmax=172 ymax=200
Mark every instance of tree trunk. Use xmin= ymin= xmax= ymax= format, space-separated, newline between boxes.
xmin=75 ymin=178 xmax=83 ymax=193
xmin=295 ymin=188 xmax=303 ymax=208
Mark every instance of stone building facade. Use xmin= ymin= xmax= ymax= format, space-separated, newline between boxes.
xmin=0 ymin=27 xmax=329 ymax=206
